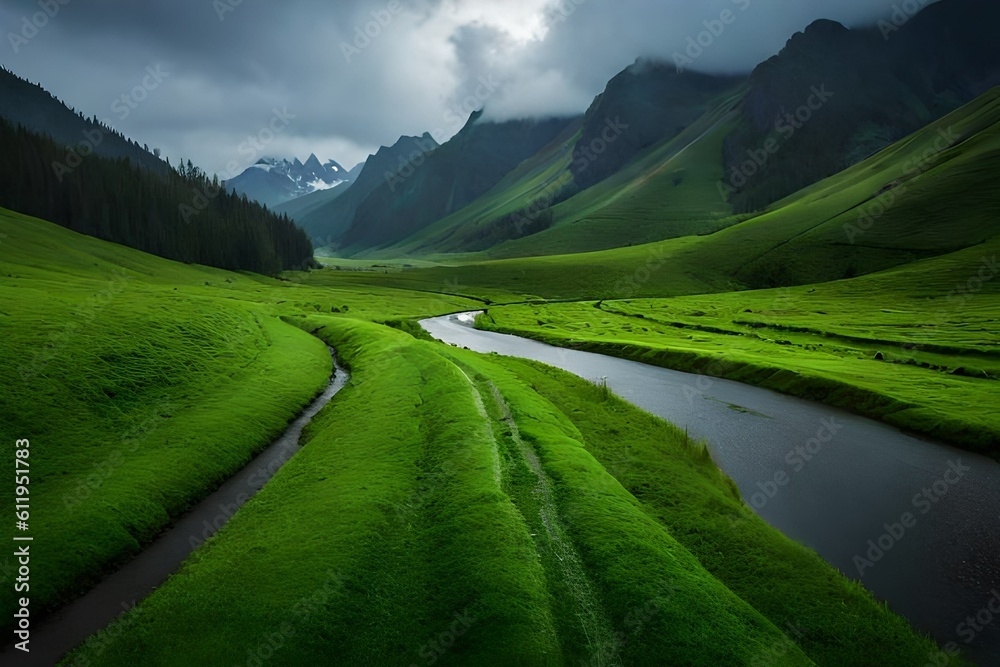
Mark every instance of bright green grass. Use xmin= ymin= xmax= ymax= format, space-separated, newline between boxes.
xmin=0 ymin=208 xmax=480 ymax=626
xmin=307 ymin=88 xmax=1000 ymax=302
xmin=67 ymin=319 xmax=956 ymax=665
xmin=66 ymin=319 xmax=809 ymax=666
xmin=457 ymin=352 xmax=957 ymax=666
xmin=479 ymin=233 xmax=1000 ymax=456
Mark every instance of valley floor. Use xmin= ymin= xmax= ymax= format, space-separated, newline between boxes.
xmin=1 ymin=207 xmax=987 ymax=665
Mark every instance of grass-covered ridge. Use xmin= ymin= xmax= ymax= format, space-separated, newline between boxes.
xmin=0 ymin=207 xmax=479 ymax=629
xmin=65 ymin=318 xmax=954 ymax=665
xmin=301 ymin=87 xmax=1000 ymax=302
xmin=477 ymin=231 xmax=1000 ymax=457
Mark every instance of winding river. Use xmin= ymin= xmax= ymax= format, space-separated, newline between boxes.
xmin=1 ymin=350 xmax=349 ymax=667
xmin=422 ymin=312 xmax=1000 ymax=665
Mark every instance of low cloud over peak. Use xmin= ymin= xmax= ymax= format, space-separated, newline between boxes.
xmin=0 ymin=0 xmax=923 ymax=175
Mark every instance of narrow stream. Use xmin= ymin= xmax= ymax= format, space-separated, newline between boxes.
xmin=1 ymin=349 xmax=349 ymax=667
xmin=422 ymin=312 xmax=1000 ymax=665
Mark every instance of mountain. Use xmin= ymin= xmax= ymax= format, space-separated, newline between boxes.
xmin=0 ymin=66 xmax=168 ymax=174
xmin=226 ymin=154 xmax=351 ymax=208
xmin=571 ymin=61 xmax=744 ymax=191
xmin=273 ymin=161 xmax=365 ymax=221
xmin=722 ymin=0 xmax=1000 ymax=212
xmin=297 ymin=133 xmax=439 ymax=247
xmin=343 ymin=0 xmax=998 ymax=259
xmin=344 ymin=66 xmax=744 ymax=259
xmin=334 ymin=112 xmax=577 ymax=254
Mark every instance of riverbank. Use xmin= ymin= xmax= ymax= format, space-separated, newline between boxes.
xmin=425 ymin=312 xmax=1000 ymax=664
xmin=64 ymin=317 xmax=952 ymax=666
xmin=476 ymin=296 xmax=1000 ymax=461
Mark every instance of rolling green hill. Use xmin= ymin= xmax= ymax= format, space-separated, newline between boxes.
xmin=0 ymin=206 xmax=957 ymax=664
xmin=308 ymin=87 xmax=999 ymax=303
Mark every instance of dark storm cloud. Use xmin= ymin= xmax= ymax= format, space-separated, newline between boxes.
xmin=0 ymin=0 xmax=921 ymax=176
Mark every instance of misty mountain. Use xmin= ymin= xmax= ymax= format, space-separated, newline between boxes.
xmin=225 ymin=154 xmax=351 ymax=208
xmin=335 ymin=112 xmax=577 ymax=253
xmin=722 ymin=0 xmax=1000 ymax=212
xmin=298 ymin=134 xmax=439 ymax=247
xmin=273 ymin=161 xmax=364 ymax=221
xmin=571 ymin=62 xmax=744 ymax=191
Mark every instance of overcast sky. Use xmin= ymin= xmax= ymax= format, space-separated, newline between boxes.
xmin=1 ymin=0 xmax=903 ymax=177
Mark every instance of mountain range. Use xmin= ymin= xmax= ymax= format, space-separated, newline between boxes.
xmin=225 ymin=155 xmax=358 ymax=209
xmin=281 ymin=0 xmax=998 ymax=260
xmin=1 ymin=0 xmax=996 ymax=269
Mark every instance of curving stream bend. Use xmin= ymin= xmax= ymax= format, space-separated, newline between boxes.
xmin=1 ymin=349 xmax=349 ymax=667
xmin=422 ymin=312 xmax=1000 ymax=665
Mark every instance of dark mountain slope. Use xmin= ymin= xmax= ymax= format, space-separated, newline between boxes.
xmin=571 ymin=61 xmax=744 ymax=191
xmin=336 ymin=112 xmax=575 ymax=253
xmin=297 ymin=134 xmax=438 ymax=247
xmin=723 ymin=0 xmax=1000 ymax=212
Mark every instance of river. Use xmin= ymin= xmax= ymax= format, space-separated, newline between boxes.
xmin=422 ymin=312 xmax=1000 ymax=664
xmin=0 ymin=350 xmax=349 ymax=667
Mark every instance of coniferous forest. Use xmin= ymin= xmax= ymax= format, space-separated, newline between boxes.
xmin=0 ymin=118 xmax=313 ymax=274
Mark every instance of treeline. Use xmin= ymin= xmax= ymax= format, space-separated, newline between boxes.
xmin=0 ymin=118 xmax=314 ymax=273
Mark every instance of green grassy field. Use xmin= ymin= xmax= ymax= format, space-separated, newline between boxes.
xmin=479 ymin=233 xmax=1000 ymax=456
xmin=0 ymin=208 xmax=478 ymax=627
xmin=3 ymin=84 xmax=997 ymax=667
xmin=305 ymin=88 xmax=999 ymax=303
xmin=65 ymin=318 xmax=951 ymax=666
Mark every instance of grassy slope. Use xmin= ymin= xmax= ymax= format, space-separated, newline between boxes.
xmin=371 ymin=91 xmax=744 ymax=260
xmin=67 ymin=320 xmax=952 ymax=665
xmin=373 ymin=120 xmax=582 ymax=258
xmin=484 ymin=93 xmax=746 ymax=259
xmin=0 ymin=208 xmax=478 ymax=626
xmin=479 ymin=231 xmax=1000 ymax=455
xmin=473 ymin=354 xmax=954 ymax=666
xmin=309 ymin=88 xmax=999 ymax=302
